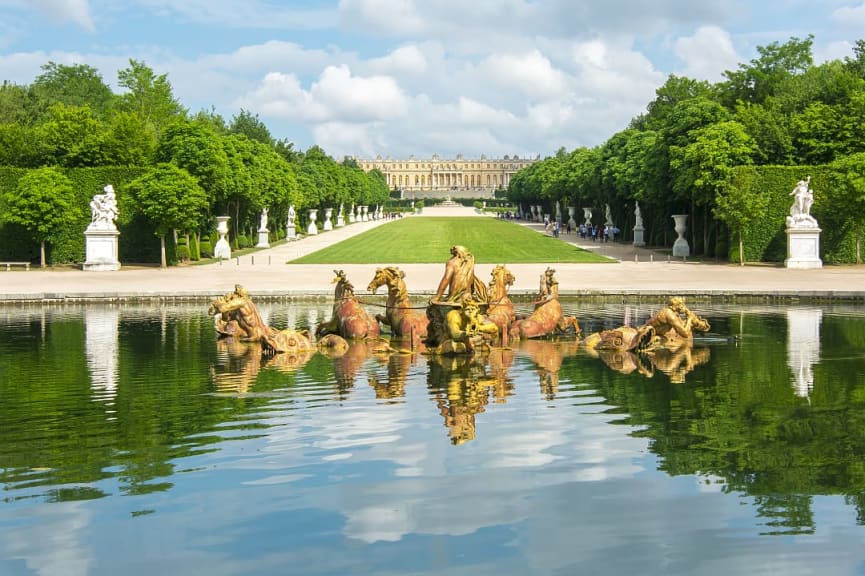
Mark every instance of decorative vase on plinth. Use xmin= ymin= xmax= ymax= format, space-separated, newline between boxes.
xmin=348 ymin=204 xmax=355 ymax=224
xmin=567 ymin=207 xmax=577 ymax=230
xmin=361 ymin=206 xmax=369 ymax=221
xmin=336 ymin=205 xmax=345 ymax=227
xmin=214 ymin=216 xmax=232 ymax=260
xmin=324 ymin=207 xmax=334 ymax=231
xmin=307 ymin=209 xmax=319 ymax=236
xmin=583 ymin=208 xmax=593 ymax=227
xmin=671 ymin=214 xmax=689 ymax=257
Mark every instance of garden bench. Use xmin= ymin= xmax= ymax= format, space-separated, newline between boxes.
xmin=0 ymin=261 xmax=31 ymax=271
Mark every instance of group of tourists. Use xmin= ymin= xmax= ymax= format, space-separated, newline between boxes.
xmin=577 ymin=223 xmax=619 ymax=242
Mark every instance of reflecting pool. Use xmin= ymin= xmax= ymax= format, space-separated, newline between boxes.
xmin=1 ymin=301 xmax=865 ymax=576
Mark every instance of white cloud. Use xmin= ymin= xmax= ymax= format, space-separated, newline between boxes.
xmin=815 ymin=40 xmax=858 ymax=66
xmin=831 ymin=1 xmax=865 ymax=29
xmin=38 ymin=0 xmax=94 ymax=30
xmin=480 ymin=50 xmax=570 ymax=100
xmin=673 ymin=25 xmax=741 ymax=81
xmin=130 ymin=0 xmax=336 ymax=29
xmin=367 ymin=44 xmax=428 ymax=75
xmin=237 ymin=65 xmax=408 ymax=124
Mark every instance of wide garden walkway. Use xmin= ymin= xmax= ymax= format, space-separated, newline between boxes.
xmin=1 ymin=205 xmax=863 ymax=301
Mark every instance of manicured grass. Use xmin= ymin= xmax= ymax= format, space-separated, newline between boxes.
xmin=289 ymin=217 xmax=613 ymax=264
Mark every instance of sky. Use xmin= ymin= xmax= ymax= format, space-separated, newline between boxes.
xmin=0 ymin=0 xmax=864 ymax=161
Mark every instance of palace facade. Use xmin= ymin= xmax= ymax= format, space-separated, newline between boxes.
xmin=355 ymin=153 xmax=538 ymax=198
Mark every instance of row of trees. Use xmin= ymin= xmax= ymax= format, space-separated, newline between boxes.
xmin=507 ymin=36 xmax=865 ymax=264
xmin=0 ymin=60 xmax=390 ymax=266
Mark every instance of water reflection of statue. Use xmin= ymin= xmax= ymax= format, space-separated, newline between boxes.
xmin=89 ymin=184 xmax=118 ymax=230
xmin=428 ymin=355 xmax=495 ymax=445
xmin=645 ymin=345 xmax=710 ymax=384
xmin=433 ymin=245 xmax=488 ymax=303
xmin=520 ymin=339 xmax=580 ymax=400
xmin=787 ymin=177 xmax=817 ymax=228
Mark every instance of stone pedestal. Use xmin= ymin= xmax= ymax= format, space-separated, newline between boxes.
xmin=83 ymin=228 xmax=121 ymax=271
xmin=336 ymin=207 xmax=345 ymax=227
xmin=785 ymin=227 xmax=822 ymax=269
xmin=671 ymin=214 xmax=689 ymax=258
xmin=214 ymin=216 xmax=231 ymax=259
xmin=567 ymin=207 xmax=577 ymax=230
xmin=324 ymin=208 xmax=334 ymax=231
xmin=286 ymin=223 xmax=296 ymax=240
xmin=348 ymin=205 xmax=355 ymax=224
xmin=256 ymin=229 xmax=270 ymax=248
xmin=633 ymin=225 xmax=645 ymax=247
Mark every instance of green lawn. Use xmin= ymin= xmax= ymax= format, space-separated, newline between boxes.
xmin=290 ymin=217 xmax=613 ymax=264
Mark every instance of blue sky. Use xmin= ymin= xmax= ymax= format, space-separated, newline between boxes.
xmin=1 ymin=0 xmax=863 ymax=160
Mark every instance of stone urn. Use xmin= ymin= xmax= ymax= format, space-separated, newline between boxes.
xmin=583 ymin=207 xmax=593 ymax=227
xmin=307 ymin=209 xmax=319 ymax=236
xmin=323 ymin=207 xmax=334 ymax=231
xmin=672 ymin=214 xmax=689 ymax=257
xmin=214 ymin=216 xmax=232 ymax=259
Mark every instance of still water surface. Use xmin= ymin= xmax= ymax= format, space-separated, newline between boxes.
xmin=1 ymin=301 xmax=865 ymax=575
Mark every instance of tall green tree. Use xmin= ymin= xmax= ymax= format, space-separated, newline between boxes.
xmin=229 ymin=109 xmax=272 ymax=145
xmin=39 ymin=103 xmax=107 ymax=167
xmin=126 ymin=163 xmax=208 ymax=268
xmin=721 ymin=35 xmax=814 ymax=106
xmin=30 ymin=62 xmax=115 ymax=119
xmin=117 ymin=59 xmax=186 ymax=138
xmin=670 ymin=121 xmax=756 ymax=255
xmin=0 ymin=81 xmax=35 ymax=125
xmin=713 ymin=170 xmax=770 ymax=266
xmin=1 ymin=167 xmax=76 ymax=267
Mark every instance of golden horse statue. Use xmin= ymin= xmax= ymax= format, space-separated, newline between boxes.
xmin=509 ymin=268 xmax=580 ymax=340
xmin=208 ymin=285 xmax=315 ymax=355
xmin=316 ymin=269 xmax=380 ymax=340
xmin=485 ymin=264 xmax=516 ymax=333
xmin=367 ymin=266 xmax=429 ymax=340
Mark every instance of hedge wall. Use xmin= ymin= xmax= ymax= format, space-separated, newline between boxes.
xmin=0 ymin=166 xmax=178 ymax=265
xmin=728 ymin=165 xmax=856 ymax=264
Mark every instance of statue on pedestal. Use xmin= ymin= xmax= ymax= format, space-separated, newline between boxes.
xmin=88 ymin=185 xmax=119 ymax=231
xmin=786 ymin=177 xmax=818 ymax=228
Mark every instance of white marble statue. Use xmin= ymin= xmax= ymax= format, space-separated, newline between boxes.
xmin=288 ymin=204 xmax=296 ymax=225
xmin=88 ymin=184 xmax=119 ymax=231
xmin=634 ymin=202 xmax=643 ymax=228
xmin=604 ymin=203 xmax=614 ymax=227
xmin=259 ymin=207 xmax=268 ymax=231
xmin=787 ymin=177 xmax=818 ymax=228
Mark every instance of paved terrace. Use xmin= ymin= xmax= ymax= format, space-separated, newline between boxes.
xmin=1 ymin=205 xmax=863 ymax=302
